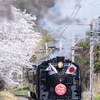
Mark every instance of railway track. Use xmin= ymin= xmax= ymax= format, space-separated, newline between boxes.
xmin=16 ymin=95 xmax=34 ymax=100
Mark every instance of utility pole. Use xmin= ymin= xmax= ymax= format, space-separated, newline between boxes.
xmin=72 ymin=34 xmax=75 ymax=62
xmin=59 ymin=41 xmax=63 ymax=56
xmin=89 ymin=21 xmax=100 ymax=100
xmin=76 ymin=19 xmax=100 ymax=100
xmin=75 ymin=23 xmax=94 ymax=100
xmin=71 ymin=34 xmax=82 ymax=62
xmin=59 ymin=41 xmax=62 ymax=51
xmin=45 ymin=42 xmax=48 ymax=61
xmin=90 ymin=23 xmax=94 ymax=100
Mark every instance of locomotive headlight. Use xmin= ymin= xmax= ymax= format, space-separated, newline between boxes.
xmin=58 ymin=62 xmax=63 ymax=68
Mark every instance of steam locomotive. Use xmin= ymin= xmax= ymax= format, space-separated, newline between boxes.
xmin=27 ymin=56 xmax=81 ymax=100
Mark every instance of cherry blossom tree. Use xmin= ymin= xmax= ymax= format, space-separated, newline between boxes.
xmin=0 ymin=6 xmax=41 ymax=85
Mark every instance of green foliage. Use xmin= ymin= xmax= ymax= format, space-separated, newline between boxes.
xmin=30 ymin=32 xmax=53 ymax=62
xmin=14 ymin=86 xmax=29 ymax=95
xmin=94 ymin=62 xmax=100 ymax=73
xmin=94 ymin=92 xmax=100 ymax=100
xmin=30 ymin=55 xmax=37 ymax=62
xmin=6 ymin=85 xmax=12 ymax=91
xmin=94 ymin=44 xmax=100 ymax=73
xmin=0 ymin=93 xmax=6 ymax=98
xmin=74 ymin=39 xmax=90 ymax=90
xmin=42 ymin=33 xmax=52 ymax=43
xmin=75 ymin=38 xmax=100 ymax=90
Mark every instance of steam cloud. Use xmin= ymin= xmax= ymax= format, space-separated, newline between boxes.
xmin=0 ymin=0 xmax=81 ymax=24
xmin=0 ymin=0 xmax=91 ymax=59
xmin=0 ymin=0 xmax=55 ymax=20
xmin=0 ymin=0 xmax=13 ymax=19
xmin=13 ymin=0 xmax=55 ymax=20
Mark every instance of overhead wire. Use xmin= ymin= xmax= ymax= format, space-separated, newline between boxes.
xmin=49 ymin=1 xmax=81 ymax=40
xmin=57 ymin=0 xmax=87 ymax=39
xmin=60 ymin=4 xmax=78 ymax=29
xmin=88 ymin=0 xmax=98 ymax=6
xmin=55 ymin=4 xmax=80 ymax=40
xmin=45 ymin=0 xmax=86 ymax=40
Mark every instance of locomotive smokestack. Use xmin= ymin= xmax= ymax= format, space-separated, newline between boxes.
xmin=57 ymin=56 xmax=64 ymax=63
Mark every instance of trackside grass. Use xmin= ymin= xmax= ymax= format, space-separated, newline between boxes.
xmin=0 ymin=90 xmax=18 ymax=100
xmin=14 ymin=86 xmax=29 ymax=96
xmin=94 ymin=92 xmax=100 ymax=100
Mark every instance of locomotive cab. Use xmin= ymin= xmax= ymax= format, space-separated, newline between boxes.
xmin=27 ymin=56 xmax=81 ymax=100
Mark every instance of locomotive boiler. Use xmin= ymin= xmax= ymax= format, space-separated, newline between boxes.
xmin=27 ymin=56 xmax=81 ymax=100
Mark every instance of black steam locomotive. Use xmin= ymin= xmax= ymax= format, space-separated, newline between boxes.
xmin=27 ymin=56 xmax=81 ymax=100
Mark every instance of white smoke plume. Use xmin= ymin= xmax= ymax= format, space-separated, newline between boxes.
xmin=39 ymin=0 xmax=100 ymax=59
xmin=0 ymin=0 xmax=13 ymax=19
xmin=13 ymin=0 xmax=55 ymax=20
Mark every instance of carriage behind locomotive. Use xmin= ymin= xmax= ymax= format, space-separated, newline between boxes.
xmin=27 ymin=56 xmax=81 ymax=100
